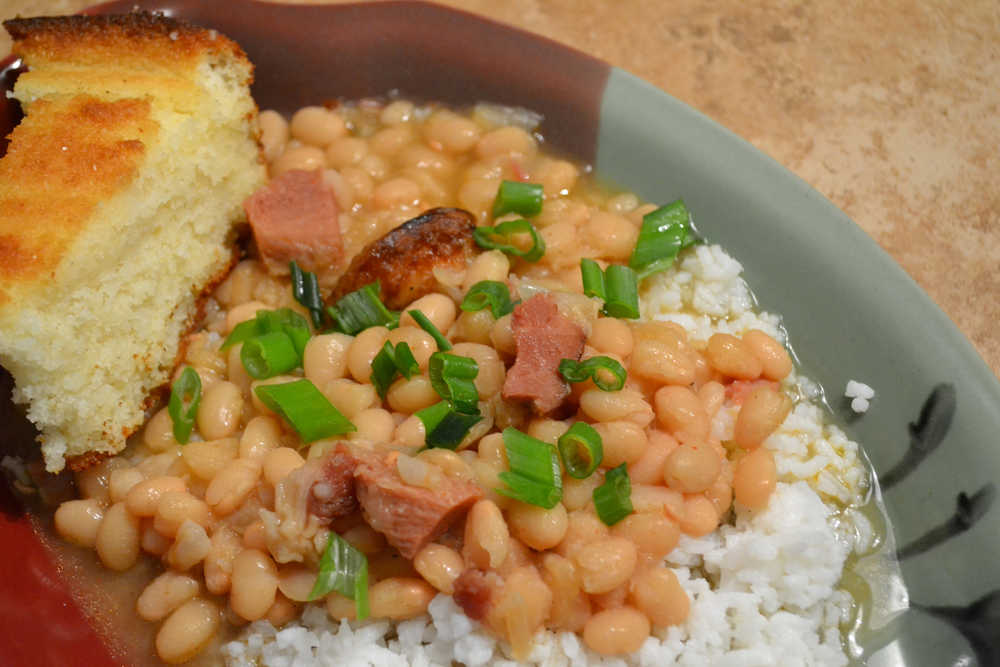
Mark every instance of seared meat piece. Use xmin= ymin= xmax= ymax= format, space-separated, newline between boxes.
xmin=330 ymin=207 xmax=478 ymax=310
xmin=354 ymin=451 xmax=483 ymax=559
xmin=502 ymin=294 xmax=586 ymax=414
xmin=244 ymin=169 xmax=343 ymax=282
xmin=307 ymin=443 xmax=359 ymax=523
xmin=452 ymin=568 xmax=500 ymax=621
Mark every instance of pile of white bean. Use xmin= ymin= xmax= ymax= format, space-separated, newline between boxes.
xmin=53 ymin=99 xmax=800 ymax=663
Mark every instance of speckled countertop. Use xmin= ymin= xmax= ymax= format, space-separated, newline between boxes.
xmin=3 ymin=0 xmax=998 ymax=379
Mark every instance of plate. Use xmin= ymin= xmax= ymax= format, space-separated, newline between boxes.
xmin=1 ymin=1 xmax=998 ymax=665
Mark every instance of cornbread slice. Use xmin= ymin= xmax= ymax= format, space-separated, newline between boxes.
xmin=0 ymin=14 xmax=266 ymax=472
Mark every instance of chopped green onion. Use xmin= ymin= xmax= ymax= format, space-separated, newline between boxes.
xmin=392 ymin=343 xmax=418 ymax=379
xmin=222 ymin=309 xmax=311 ymax=380
xmin=558 ymin=356 xmax=627 ymax=392
xmin=496 ymin=428 xmax=563 ymax=509
xmin=416 ymin=401 xmax=482 ymax=449
xmin=557 ymin=422 xmax=603 ymax=479
xmin=168 ymin=366 xmax=202 ymax=444
xmin=408 ymin=309 xmax=452 ymax=351
xmin=240 ymin=331 xmax=301 ymax=380
xmin=328 ymin=282 xmax=399 ymax=335
xmin=369 ymin=342 xmax=398 ymax=401
xmin=473 ymin=219 xmax=545 ymax=262
xmin=603 ymin=265 xmax=639 ymax=319
xmin=580 ymin=258 xmax=605 ymax=299
xmin=290 ymin=260 xmax=328 ymax=329
xmin=254 ymin=379 xmax=355 ymax=443
xmin=593 ymin=463 xmax=633 ymax=526
xmin=221 ymin=308 xmax=311 ymax=356
xmin=628 ymin=200 xmax=697 ymax=280
xmin=428 ymin=352 xmax=480 ymax=414
xmin=492 ymin=180 xmax=544 ymax=218
xmin=578 ymin=259 xmax=639 ymax=319
xmin=461 ymin=281 xmax=515 ymax=319
xmin=370 ymin=341 xmax=420 ymax=400
xmin=309 ymin=532 xmax=369 ymax=620
xmin=220 ymin=318 xmax=262 ymax=351
xmin=256 ymin=309 xmax=311 ymax=356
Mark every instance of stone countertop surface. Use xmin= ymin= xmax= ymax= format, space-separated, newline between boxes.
xmin=3 ymin=0 xmax=998 ymax=380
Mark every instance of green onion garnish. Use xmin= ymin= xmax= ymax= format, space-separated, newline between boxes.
xmin=628 ymin=200 xmax=697 ymax=280
xmin=408 ymin=309 xmax=452 ymax=351
xmin=593 ymin=463 xmax=633 ymax=526
xmin=415 ymin=401 xmax=483 ymax=449
xmin=370 ymin=341 xmax=419 ymax=400
xmin=289 ymin=260 xmax=328 ymax=330
xmin=558 ymin=356 xmax=627 ymax=392
xmin=370 ymin=345 xmax=397 ymax=401
xmin=460 ymin=281 xmax=515 ymax=319
xmin=222 ymin=309 xmax=312 ymax=380
xmin=254 ymin=379 xmax=355 ymax=443
xmin=492 ymin=180 xmax=544 ymax=218
xmin=603 ymin=265 xmax=640 ymax=319
xmin=328 ymin=282 xmax=399 ymax=335
xmin=496 ymin=427 xmax=563 ymax=509
xmin=579 ymin=259 xmax=639 ymax=319
xmin=167 ymin=366 xmax=202 ymax=444
xmin=309 ymin=531 xmax=369 ymax=620
xmin=240 ymin=331 xmax=301 ymax=380
xmin=557 ymin=422 xmax=603 ymax=479
xmin=258 ymin=309 xmax=311 ymax=357
xmin=428 ymin=352 xmax=480 ymax=415
xmin=473 ymin=219 xmax=546 ymax=262
xmin=580 ymin=258 xmax=605 ymax=299
xmin=221 ymin=308 xmax=311 ymax=356
xmin=220 ymin=318 xmax=261 ymax=351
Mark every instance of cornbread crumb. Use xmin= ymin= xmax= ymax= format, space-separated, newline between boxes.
xmin=0 ymin=13 xmax=266 ymax=471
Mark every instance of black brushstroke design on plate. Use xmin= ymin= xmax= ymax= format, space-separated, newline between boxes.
xmin=880 ymin=382 xmax=999 ymax=666
xmin=880 ymin=383 xmax=956 ymax=490
xmin=911 ymin=592 xmax=1000 ymax=667
xmin=896 ymin=484 xmax=997 ymax=561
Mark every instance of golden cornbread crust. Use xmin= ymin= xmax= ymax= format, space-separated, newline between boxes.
xmin=0 ymin=12 xmax=250 ymax=306
xmin=0 ymin=12 xmax=266 ymax=471
xmin=4 ymin=13 xmax=247 ymax=72
xmin=0 ymin=95 xmax=154 ymax=304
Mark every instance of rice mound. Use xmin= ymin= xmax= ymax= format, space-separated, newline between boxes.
xmin=223 ymin=244 xmax=872 ymax=667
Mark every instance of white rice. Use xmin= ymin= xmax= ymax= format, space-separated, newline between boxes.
xmin=844 ymin=381 xmax=875 ymax=414
xmin=223 ymin=244 xmax=873 ymax=667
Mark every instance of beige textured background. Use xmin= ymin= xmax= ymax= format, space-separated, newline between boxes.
xmin=3 ymin=0 xmax=998 ymax=379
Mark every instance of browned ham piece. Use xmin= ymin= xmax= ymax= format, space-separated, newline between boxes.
xmin=307 ymin=443 xmax=359 ymax=523
xmin=353 ymin=451 xmax=483 ymax=559
xmin=452 ymin=568 xmax=500 ymax=621
xmin=330 ymin=207 xmax=478 ymax=310
xmin=243 ymin=169 xmax=343 ymax=281
xmin=502 ymin=294 xmax=586 ymax=414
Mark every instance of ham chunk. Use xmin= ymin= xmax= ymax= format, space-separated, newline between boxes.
xmin=330 ymin=207 xmax=477 ymax=310
xmin=354 ymin=451 xmax=483 ymax=559
xmin=502 ymin=294 xmax=586 ymax=414
xmin=243 ymin=169 xmax=342 ymax=281
xmin=307 ymin=443 xmax=359 ymax=523
xmin=452 ymin=568 xmax=501 ymax=621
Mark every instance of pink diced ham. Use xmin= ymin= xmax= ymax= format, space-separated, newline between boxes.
xmin=243 ymin=169 xmax=343 ymax=281
xmin=502 ymin=294 xmax=586 ymax=414
xmin=353 ymin=451 xmax=483 ymax=559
